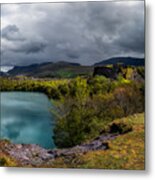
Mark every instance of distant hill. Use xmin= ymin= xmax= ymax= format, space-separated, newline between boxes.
xmin=0 ymin=71 xmax=7 ymax=77
xmin=8 ymin=61 xmax=93 ymax=78
xmin=94 ymin=57 xmax=145 ymax=66
xmin=7 ymin=57 xmax=144 ymax=78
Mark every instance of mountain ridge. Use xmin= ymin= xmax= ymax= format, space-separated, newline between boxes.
xmin=8 ymin=61 xmax=91 ymax=78
xmin=7 ymin=57 xmax=144 ymax=78
xmin=94 ymin=57 xmax=144 ymax=66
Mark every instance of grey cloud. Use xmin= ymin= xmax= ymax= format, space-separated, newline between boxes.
xmin=114 ymin=23 xmax=144 ymax=53
xmin=12 ymin=41 xmax=47 ymax=54
xmin=2 ymin=24 xmax=25 ymax=41
xmin=67 ymin=53 xmax=79 ymax=59
xmin=1 ymin=1 xmax=144 ymax=65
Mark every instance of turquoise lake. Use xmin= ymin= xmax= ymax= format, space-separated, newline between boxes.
xmin=0 ymin=92 xmax=55 ymax=149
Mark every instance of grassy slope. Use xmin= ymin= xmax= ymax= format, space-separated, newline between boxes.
xmin=50 ymin=113 xmax=145 ymax=170
xmin=9 ymin=63 xmax=93 ymax=78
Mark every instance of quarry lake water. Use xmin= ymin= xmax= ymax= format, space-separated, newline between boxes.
xmin=1 ymin=92 xmax=56 ymax=149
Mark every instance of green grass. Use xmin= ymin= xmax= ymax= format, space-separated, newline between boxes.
xmin=0 ymin=140 xmax=18 ymax=167
xmin=50 ymin=113 xmax=144 ymax=170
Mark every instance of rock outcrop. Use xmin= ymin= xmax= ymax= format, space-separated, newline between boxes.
xmin=0 ymin=133 xmax=118 ymax=167
xmin=93 ymin=64 xmax=122 ymax=79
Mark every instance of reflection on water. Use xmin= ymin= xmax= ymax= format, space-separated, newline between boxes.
xmin=1 ymin=92 xmax=55 ymax=149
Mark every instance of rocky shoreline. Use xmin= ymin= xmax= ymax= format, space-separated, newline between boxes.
xmin=1 ymin=133 xmax=118 ymax=167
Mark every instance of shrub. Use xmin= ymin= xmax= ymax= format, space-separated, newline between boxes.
xmin=0 ymin=155 xmax=17 ymax=167
xmin=58 ymin=83 xmax=69 ymax=96
xmin=113 ymin=84 xmax=144 ymax=116
xmin=137 ymin=67 xmax=145 ymax=79
xmin=0 ymin=157 xmax=7 ymax=166
xmin=88 ymin=76 xmax=111 ymax=95
xmin=49 ymin=87 xmax=61 ymax=99
xmin=53 ymin=100 xmax=102 ymax=148
xmin=69 ymin=77 xmax=89 ymax=102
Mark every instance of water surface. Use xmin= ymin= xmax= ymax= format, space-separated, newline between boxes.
xmin=1 ymin=92 xmax=55 ymax=149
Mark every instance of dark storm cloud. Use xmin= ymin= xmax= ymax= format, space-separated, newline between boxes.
xmin=2 ymin=24 xmax=47 ymax=57
xmin=1 ymin=1 xmax=144 ymax=65
xmin=114 ymin=23 xmax=145 ymax=53
xmin=67 ymin=53 xmax=79 ymax=59
xmin=12 ymin=41 xmax=47 ymax=54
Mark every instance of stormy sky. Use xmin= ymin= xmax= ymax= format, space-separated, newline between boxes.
xmin=1 ymin=1 xmax=144 ymax=66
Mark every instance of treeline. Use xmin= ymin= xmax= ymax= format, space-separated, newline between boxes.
xmin=0 ymin=74 xmax=144 ymax=148
xmin=0 ymin=78 xmax=68 ymax=99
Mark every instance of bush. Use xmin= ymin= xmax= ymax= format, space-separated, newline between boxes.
xmin=0 ymin=155 xmax=17 ymax=167
xmin=113 ymin=84 xmax=144 ymax=116
xmin=88 ymin=76 xmax=111 ymax=95
xmin=137 ymin=67 xmax=145 ymax=79
xmin=58 ymin=83 xmax=69 ymax=96
xmin=53 ymin=100 xmax=102 ymax=148
xmin=0 ymin=157 xmax=7 ymax=166
xmin=69 ymin=77 xmax=89 ymax=102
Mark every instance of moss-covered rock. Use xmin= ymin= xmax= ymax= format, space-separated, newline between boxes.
xmin=108 ymin=121 xmax=133 ymax=134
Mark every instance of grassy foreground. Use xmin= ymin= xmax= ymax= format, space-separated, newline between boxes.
xmin=49 ymin=113 xmax=145 ymax=170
